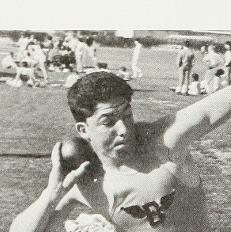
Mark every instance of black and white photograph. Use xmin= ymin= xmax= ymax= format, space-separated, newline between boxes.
xmin=1 ymin=1 xmax=231 ymax=231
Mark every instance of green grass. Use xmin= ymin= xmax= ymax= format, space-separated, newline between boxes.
xmin=1 ymin=46 xmax=231 ymax=231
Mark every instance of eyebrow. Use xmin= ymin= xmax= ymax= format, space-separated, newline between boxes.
xmin=98 ymin=103 xmax=131 ymax=119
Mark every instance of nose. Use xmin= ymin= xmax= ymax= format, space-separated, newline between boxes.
xmin=115 ymin=119 xmax=127 ymax=137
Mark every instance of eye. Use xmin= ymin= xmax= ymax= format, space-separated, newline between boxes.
xmin=101 ymin=117 xmax=115 ymax=126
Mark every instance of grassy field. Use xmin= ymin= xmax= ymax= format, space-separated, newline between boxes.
xmin=1 ymin=46 xmax=231 ymax=231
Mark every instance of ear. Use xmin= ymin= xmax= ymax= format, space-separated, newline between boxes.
xmin=75 ymin=122 xmax=90 ymax=141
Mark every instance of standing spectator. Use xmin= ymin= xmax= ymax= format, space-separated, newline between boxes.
xmin=28 ymin=34 xmax=36 ymax=44
xmin=131 ymin=39 xmax=143 ymax=79
xmin=82 ymin=36 xmax=97 ymax=70
xmin=16 ymin=32 xmax=30 ymax=61
xmin=175 ymin=40 xmax=195 ymax=95
xmin=224 ymin=41 xmax=231 ymax=85
xmin=75 ymin=36 xmax=86 ymax=73
xmin=42 ymin=35 xmax=54 ymax=65
xmin=28 ymin=43 xmax=48 ymax=83
xmin=66 ymin=32 xmax=79 ymax=52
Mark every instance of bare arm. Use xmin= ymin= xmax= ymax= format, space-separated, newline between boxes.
xmin=164 ymin=86 xmax=231 ymax=149
xmin=176 ymin=50 xmax=183 ymax=67
xmin=9 ymin=143 xmax=89 ymax=232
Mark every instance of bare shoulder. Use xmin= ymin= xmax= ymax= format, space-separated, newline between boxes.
xmin=135 ymin=118 xmax=201 ymax=187
xmin=134 ymin=115 xmax=176 ymax=164
xmin=135 ymin=114 xmax=176 ymax=146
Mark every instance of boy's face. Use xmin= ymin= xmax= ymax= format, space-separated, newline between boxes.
xmin=77 ymin=97 xmax=136 ymax=163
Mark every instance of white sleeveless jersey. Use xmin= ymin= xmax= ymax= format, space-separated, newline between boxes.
xmin=74 ymin=161 xmax=208 ymax=232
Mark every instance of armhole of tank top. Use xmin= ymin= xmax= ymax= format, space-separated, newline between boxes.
xmin=166 ymin=149 xmax=202 ymax=188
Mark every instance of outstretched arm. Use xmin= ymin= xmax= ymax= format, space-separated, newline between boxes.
xmin=164 ymin=86 xmax=231 ymax=149
xmin=9 ymin=143 xmax=89 ymax=232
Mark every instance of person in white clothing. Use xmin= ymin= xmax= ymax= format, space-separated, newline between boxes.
xmin=16 ymin=32 xmax=30 ymax=61
xmin=224 ymin=41 xmax=231 ymax=85
xmin=10 ymin=71 xmax=231 ymax=232
xmin=203 ymin=68 xmax=224 ymax=95
xmin=188 ymin=73 xmax=200 ymax=96
xmin=202 ymin=44 xmax=223 ymax=83
xmin=28 ymin=43 xmax=48 ymax=83
xmin=1 ymin=52 xmax=17 ymax=69
xmin=82 ymin=36 xmax=97 ymax=71
xmin=131 ymin=39 xmax=143 ymax=79
xmin=6 ymin=61 xmax=36 ymax=88
xmin=75 ymin=36 xmax=86 ymax=73
xmin=66 ymin=32 xmax=79 ymax=53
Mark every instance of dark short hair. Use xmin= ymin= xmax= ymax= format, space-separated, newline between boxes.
xmin=215 ymin=69 xmax=224 ymax=77
xmin=192 ymin=73 xmax=199 ymax=81
xmin=185 ymin=40 xmax=190 ymax=47
xmin=97 ymin=62 xmax=108 ymax=69
xmin=21 ymin=61 xmax=28 ymax=68
xmin=67 ymin=71 xmax=133 ymax=122
xmin=86 ymin=37 xmax=94 ymax=47
xmin=121 ymin=66 xmax=127 ymax=72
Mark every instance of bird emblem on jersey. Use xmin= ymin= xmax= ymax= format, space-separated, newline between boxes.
xmin=121 ymin=189 xmax=176 ymax=227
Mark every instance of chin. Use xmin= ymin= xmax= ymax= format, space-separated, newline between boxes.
xmin=112 ymin=147 xmax=133 ymax=160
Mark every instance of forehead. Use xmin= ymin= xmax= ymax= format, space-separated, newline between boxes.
xmin=93 ymin=97 xmax=130 ymax=116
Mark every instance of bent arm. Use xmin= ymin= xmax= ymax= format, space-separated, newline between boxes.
xmin=164 ymin=86 xmax=231 ymax=149
xmin=10 ymin=142 xmax=89 ymax=232
xmin=9 ymin=188 xmax=61 ymax=232
xmin=10 ymin=188 xmax=79 ymax=232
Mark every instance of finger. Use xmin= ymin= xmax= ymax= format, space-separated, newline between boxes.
xmin=51 ymin=142 xmax=62 ymax=168
xmin=63 ymin=161 xmax=90 ymax=189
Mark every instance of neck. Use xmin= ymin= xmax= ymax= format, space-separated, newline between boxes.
xmin=97 ymin=146 xmax=142 ymax=172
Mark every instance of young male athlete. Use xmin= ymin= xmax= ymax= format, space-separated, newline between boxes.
xmin=10 ymin=71 xmax=231 ymax=232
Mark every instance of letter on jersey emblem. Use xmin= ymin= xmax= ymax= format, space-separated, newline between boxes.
xmin=121 ymin=189 xmax=175 ymax=227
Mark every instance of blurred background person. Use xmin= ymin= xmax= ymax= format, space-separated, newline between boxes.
xmin=175 ymin=40 xmax=195 ymax=95
xmin=201 ymin=44 xmax=224 ymax=91
xmin=16 ymin=32 xmax=30 ymax=61
xmin=75 ymin=36 xmax=86 ymax=73
xmin=131 ymin=39 xmax=143 ymax=79
xmin=1 ymin=52 xmax=17 ymax=69
xmin=188 ymin=73 xmax=200 ymax=96
xmin=28 ymin=43 xmax=48 ymax=83
xmin=224 ymin=41 xmax=231 ymax=85
xmin=82 ymin=36 xmax=97 ymax=71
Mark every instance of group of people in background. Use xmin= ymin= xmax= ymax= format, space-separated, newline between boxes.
xmin=174 ymin=40 xmax=231 ymax=96
xmin=45 ymin=33 xmax=97 ymax=73
xmin=7 ymin=32 xmax=231 ymax=95
xmin=0 ymin=33 xmax=144 ymax=88
xmin=1 ymin=31 xmax=98 ymax=88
